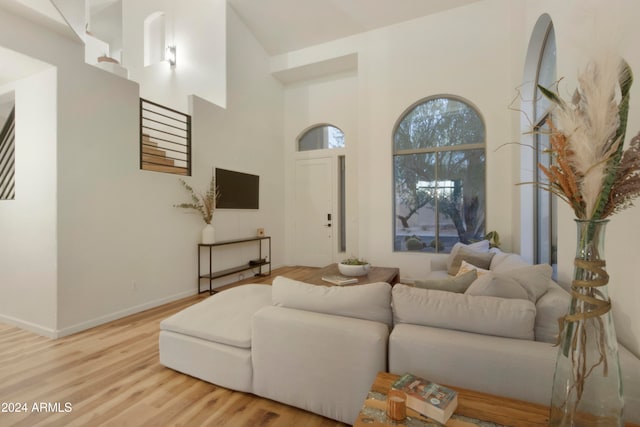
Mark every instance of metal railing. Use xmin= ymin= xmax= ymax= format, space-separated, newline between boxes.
xmin=140 ymin=98 xmax=191 ymax=176
xmin=0 ymin=106 xmax=15 ymax=200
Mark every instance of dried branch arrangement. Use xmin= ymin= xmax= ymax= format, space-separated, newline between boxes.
xmin=538 ymin=55 xmax=639 ymax=423
xmin=174 ymin=174 xmax=218 ymax=224
xmin=538 ymin=56 xmax=640 ymax=220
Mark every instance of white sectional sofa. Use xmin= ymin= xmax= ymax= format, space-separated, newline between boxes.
xmin=159 ymin=250 xmax=640 ymax=425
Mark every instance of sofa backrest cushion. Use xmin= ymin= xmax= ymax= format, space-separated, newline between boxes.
xmin=272 ymin=276 xmax=393 ymax=327
xmin=392 ymin=284 xmax=536 ymax=340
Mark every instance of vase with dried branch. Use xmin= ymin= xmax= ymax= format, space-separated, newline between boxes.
xmin=535 ymin=54 xmax=640 ymax=426
xmin=174 ymin=174 xmax=219 ymax=244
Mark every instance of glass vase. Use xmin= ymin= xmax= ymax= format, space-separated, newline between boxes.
xmin=549 ymin=219 xmax=623 ymax=426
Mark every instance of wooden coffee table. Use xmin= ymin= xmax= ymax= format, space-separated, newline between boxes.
xmin=299 ymin=263 xmax=399 ymax=287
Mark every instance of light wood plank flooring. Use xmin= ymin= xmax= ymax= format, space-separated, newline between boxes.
xmin=0 ymin=267 xmax=347 ymax=427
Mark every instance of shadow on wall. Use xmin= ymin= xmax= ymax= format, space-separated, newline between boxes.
xmin=615 ymin=310 xmax=640 ymax=359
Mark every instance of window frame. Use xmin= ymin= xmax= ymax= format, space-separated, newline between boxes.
xmin=297 ymin=123 xmax=345 ymax=152
xmin=534 ymin=22 xmax=557 ymax=267
xmin=392 ymin=95 xmax=487 ymax=253
xmin=528 ymin=17 xmax=557 ymax=268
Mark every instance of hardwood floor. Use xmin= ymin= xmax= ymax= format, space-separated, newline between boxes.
xmin=0 ymin=266 xmax=347 ymax=427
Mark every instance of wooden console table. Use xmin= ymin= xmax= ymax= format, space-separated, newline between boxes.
xmin=198 ymin=236 xmax=271 ymax=294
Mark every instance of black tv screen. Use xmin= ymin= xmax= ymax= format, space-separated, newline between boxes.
xmin=215 ymin=168 xmax=259 ymax=209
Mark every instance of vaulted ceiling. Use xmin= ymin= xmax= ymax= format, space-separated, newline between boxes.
xmin=0 ymin=0 xmax=483 ymax=85
xmin=228 ymin=0 xmax=482 ymax=55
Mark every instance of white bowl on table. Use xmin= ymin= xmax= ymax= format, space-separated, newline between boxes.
xmin=338 ymin=262 xmax=371 ymax=277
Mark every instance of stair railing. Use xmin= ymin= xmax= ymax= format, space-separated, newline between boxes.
xmin=140 ymin=98 xmax=191 ymax=176
xmin=0 ymin=106 xmax=16 ymax=200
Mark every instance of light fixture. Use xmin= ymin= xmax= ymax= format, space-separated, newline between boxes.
xmin=166 ymin=45 xmax=176 ymax=67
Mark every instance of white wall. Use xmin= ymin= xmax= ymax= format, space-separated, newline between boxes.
xmin=284 ymin=72 xmax=358 ymax=263
xmin=0 ymin=3 xmax=284 ymax=336
xmin=279 ymin=0 xmax=640 ymax=357
xmin=50 ymin=0 xmax=85 ymax=41
xmin=2 ymin=0 xmax=637 ymax=356
xmin=281 ymin=0 xmax=514 ymax=276
xmin=188 ymin=8 xmax=285 ymax=279
xmin=0 ymin=68 xmax=58 ymax=337
xmin=122 ymin=0 xmax=226 ymax=113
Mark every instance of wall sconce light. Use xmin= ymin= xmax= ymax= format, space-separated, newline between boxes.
xmin=167 ymin=45 xmax=176 ymax=67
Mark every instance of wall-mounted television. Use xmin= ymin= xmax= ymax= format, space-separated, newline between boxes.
xmin=215 ymin=168 xmax=259 ymax=209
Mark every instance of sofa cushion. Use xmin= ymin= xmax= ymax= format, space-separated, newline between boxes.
xmin=535 ymin=281 xmax=570 ymax=343
xmin=160 ymin=284 xmax=272 ymax=349
xmin=490 ymin=250 xmax=530 ymax=272
xmin=447 ymin=246 xmax=495 ymax=275
xmin=456 ymin=260 xmax=491 ymax=277
xmin=392 ymin=284 xmax=536 ymax=340
xmin=414 ymin=269 xmax=477 ymax=293
xmin=272 ymin=276 xmax=393 ymax=327
xmin=446 ymin=240 xmax=490 ymax=273
xmin=498 ymin=264 xmax=552 ymax=303
xmin=465 ymin=273 xmax=529 ymax=300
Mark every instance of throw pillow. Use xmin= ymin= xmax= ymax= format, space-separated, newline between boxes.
xmin=499 ymin=264 xmax=553 ymax=303
xmin=490 ymin=251 xmax=530 ymax=272
xmin=446 ymin=240 xmax=490 ymax=273
xmin=414 ymin=269 xmax=478 ymax=293
xmin=447 ymin=246 xmax=495 ymax=276
xmin=456 ymin=260 xmax=491 ymax=277
xmin=465 ymin=273 xmax=529 ymax=300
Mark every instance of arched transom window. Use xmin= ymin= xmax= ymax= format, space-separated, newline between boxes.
xmin=298 ymin=124 xmax=344 ymax=152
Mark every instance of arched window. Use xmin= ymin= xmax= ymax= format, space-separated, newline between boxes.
xmin=297 ymin=124 xmax=344 ymax=152
xmin=523 ymin=15 xmax=557 ymax=267
xmin=393 ymin=96 xmax=485 ymax=253
xmin=144 ymin=12 xmax=166 ymax=67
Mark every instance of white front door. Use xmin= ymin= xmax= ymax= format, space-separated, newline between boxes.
xmin=294 ymin=157 xmax=333 ymax=267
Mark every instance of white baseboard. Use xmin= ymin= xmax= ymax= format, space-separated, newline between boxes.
xmin=1 ymin=268 xmax=285 ymax=340
xmin=1 ymin=290 xmax=196 ymax=339
xmin=55 ymin=289 xmax=196 ymax=338
xmin=0 ymin=314 xmax=58 ymax=339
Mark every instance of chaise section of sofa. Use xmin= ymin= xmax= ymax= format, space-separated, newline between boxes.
xmin=159 ymin=284 xmax=272 ymax=393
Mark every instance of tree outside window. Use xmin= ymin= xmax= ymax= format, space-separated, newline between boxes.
xmin=393 ymin=97 xmax=486 ymax=253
